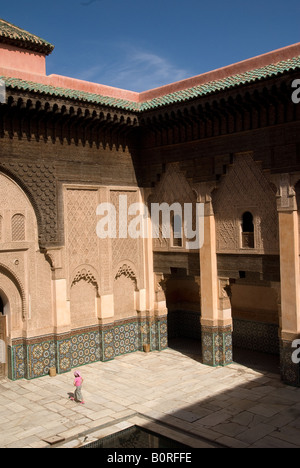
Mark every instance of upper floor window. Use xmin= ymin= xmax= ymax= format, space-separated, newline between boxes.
xmin=241 ymin=211 xmax=254 ymax=248
xmin=171 ymin=213 xmax=183 ymax=247
xmin=11 ymin=214 xmax=25 ymax=242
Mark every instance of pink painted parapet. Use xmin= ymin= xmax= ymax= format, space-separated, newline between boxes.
xmin=48 ymin=74 xmax=139 ymax=102
xmin=0 ymin=41 xmax=299 ymax=104
xmin=138 ymin=42 xmax=300 ymax=102
xmin=0 ymin=41 xmax=139 ymax=102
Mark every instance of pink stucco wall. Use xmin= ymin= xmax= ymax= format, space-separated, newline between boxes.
xmin=0 ymin=43 xmax=46 ymax=75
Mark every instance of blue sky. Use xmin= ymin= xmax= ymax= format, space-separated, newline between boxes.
xmin=1 ymin=0 xmax=300 ymax=92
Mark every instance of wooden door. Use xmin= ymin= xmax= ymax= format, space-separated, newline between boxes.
xmin=0 ymin=315 xmax=7 ymax=379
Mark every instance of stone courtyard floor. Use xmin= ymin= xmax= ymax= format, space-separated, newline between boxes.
xmin=1 ymin=339 xmax=300 ymax=449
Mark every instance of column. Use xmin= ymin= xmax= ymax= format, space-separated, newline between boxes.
xmin=277 ymin=174 xmax=300 ymax=386
xmin=199 ymin=187 xmax=233 ymax=367
xmin=141 ymin=188 xmax=168 ymax=351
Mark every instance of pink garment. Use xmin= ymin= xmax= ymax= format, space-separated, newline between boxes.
xmin=74 ymin=376 xmax=82 ymax=387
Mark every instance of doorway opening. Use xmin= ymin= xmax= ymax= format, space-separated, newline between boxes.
xmin=0 ymin=294 xmax=7 ymax=379
xmin=165 ymin=267 xmax=201 ymax=360
xmin=230 ymin=279 xmax=280 ymax=374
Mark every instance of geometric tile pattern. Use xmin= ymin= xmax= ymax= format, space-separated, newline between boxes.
xmin=102 ymin=321 xmax=140 ymax=362
xmin=201 ymin=325 xmax=233 ymax=367
xmin=9 ymin=316 xmax=169 ymax=380
xmin=232 ymin=319 xmax=280 ymax=355
xmin=28 ymin=339 xmax=56 ymax=378
xmin=8 ymin=342 xmax=26 ymax=380
xmin=57 ymin=328 xmax=101 ymax=374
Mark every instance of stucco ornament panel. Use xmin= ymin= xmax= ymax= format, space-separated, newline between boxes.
xmin=148 ymin=163 xmax=197 ymax=250
xmin=213 ymin=152 xmax=279 ymax=253
xmin=0 ymin=173 xmax=40 ymax=324
xmin=65 ymin=188 xmax=100 ymax=285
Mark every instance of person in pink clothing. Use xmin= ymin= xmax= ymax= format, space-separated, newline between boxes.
xmin=71 ymin=370 xmax=85 ymax=404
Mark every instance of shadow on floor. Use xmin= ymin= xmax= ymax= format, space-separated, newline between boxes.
xmin=168 ymin=337 xmax=202 ymax=363
xmin=168 ymin=337 xmax=280 ymax=375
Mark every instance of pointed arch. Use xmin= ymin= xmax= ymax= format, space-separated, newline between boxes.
xmin=0 ymin=166 xmax=44 ymax=246
xmin=71 ymin=266 xmax=100 ymax=297
xmin=114 ymin=263 xmax=138 ymax=291
xmin=0 ymin=263 xmax=26 ymax=320
xmin=0 ymin=264 xmax=26 ymax=320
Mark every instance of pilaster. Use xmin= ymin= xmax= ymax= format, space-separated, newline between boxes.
xmin=275 ymin=173 xmax=300 ymax=386
xmin=197 ymin=184 xmax=233 ymax=366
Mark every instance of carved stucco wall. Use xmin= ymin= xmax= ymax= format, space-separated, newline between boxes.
xmin=65 ymin=186 xmax=145 ymax=324
xmin=65 ymin=188 xmax=100 ymax=327
xmin=0 ymin=161 xmax=57 ymax=246
xmin=0 ymin=172 xmax=52 ymax=340
xmin=212 ymin=152 xmax=279 ymax=254
xmin=113 ymin=273 xmax=136 ymax=320
xmin=110 ymin=189 xmax=143 ymax=280
xmin=148 ymin=163 xmax=197 ymax=251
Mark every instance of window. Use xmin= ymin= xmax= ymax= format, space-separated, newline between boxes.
xmin=0 ymin=297 xmax=4 ymax=315
xmin=241 ymin=212 xmax=254 ymax=248
xmin=11 ymin=214 xmax=25 ymax=241
xmin=171 ymin=214 xmax=183 ymax=247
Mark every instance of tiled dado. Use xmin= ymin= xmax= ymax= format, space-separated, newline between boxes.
xmin=201 ymin=325 xmax=233 ymax=367
xmin=232 ymin=319 xmax=280 ymax=355
xmin=8 ymin=316 xmax=168 ymax=380
xmin=102 ymin=316 xmax=168 ymax=362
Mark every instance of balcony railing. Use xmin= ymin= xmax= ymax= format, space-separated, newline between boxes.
xmin=242 ymin=232 xmax=254 ymax=249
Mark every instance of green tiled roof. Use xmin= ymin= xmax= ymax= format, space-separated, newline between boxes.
xmin=0 ymin=19 xmax=54 ymax=55
xmin=0 ymin=75 xmax=139 ymax=111
xmin=1 ymin=55 xmax=300 ymax=113
xmin=139 ymin=56 xmax=300 ymax=111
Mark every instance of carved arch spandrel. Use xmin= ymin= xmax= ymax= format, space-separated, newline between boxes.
xmin=114 ymin=263 xmax=138 ymax=291
xmin=70 ymin=265 xmax=100 ymax=298
xmin=0 ymin=166 xmax=45 ymax=246
xmin=211 ymin=152 xmax=279 ymax=254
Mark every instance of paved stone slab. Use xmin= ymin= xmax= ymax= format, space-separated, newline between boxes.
xmin=42 ymin=435 xmax=66 ymax=446
xmin=0 ymin=344 xmax=300 ymax=448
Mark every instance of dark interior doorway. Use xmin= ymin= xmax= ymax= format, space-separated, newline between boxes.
xmin=165 ymin=268 xmax=201 ymax=342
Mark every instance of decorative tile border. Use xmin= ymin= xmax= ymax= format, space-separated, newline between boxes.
xmin=102 ymin=320 xmax=140 ymax=362
xmin=9 ymin=316 xmax=169 ymax=380
xmin=232 ymin=319 xmax=280 ymax=355
xmin=201 ymin=325 xmax=233 ymax=367
xmin=8 ymin=342 xmax=26 ymax=380
xmin=28 ymin=339 xmax=56 ymax=378
xmin=56 ymin=327 xmax=101 ymax=374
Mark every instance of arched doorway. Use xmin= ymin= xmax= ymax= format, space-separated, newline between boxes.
xmin=0 ymin=294 xmax=7 ymax=379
